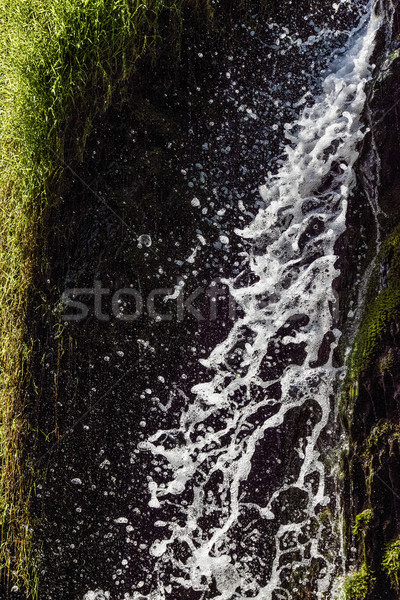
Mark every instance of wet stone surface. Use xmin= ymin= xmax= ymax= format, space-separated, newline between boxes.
xmin=21 ymin=2 xmax=374 ymax=599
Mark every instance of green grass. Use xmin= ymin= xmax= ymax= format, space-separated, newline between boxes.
xmin=0 ymin=0 xmax=216 ymax=595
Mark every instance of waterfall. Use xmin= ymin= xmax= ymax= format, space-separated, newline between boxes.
xmin=84 ymin=2 xmax=383 ymax=599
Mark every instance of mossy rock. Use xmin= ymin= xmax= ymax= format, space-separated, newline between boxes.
xmin=382 ymin=535 xmax=400 ymax=592
xmin=348 ymin=223 xmax=400 ymax=380
xmin=352 ymin=509 xmax=373 ymax=540
xmin=363 ymin=420 xmax=400 ymax=459
xmin=341 ymin=564 xmax=376 ymax=600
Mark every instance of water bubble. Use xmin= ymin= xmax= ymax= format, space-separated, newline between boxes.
xmin=137 ymin=234 xmax=152 ymax=248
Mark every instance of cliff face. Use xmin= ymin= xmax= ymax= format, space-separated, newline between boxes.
xmin=25 ymin=3 xmax=368 ymax=599
xmin=29 ymin=5 xmax=306 ymax=598
xmin=1 ymin=1 xmax=396 ymax=598
xmin=339 ymin=3 xmax=400 ymax=598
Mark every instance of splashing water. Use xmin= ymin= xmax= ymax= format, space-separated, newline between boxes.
xmin=85 ymin=2 xmax=383 ymax=600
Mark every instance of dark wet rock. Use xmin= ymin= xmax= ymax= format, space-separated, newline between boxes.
xmin=339 ymin=1 xmax=400 ymax=598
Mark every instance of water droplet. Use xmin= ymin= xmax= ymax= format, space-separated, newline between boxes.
xmin=137 ymin=234 xmax=152 ymax=248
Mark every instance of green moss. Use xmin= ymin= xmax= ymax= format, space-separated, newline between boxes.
xmin=379 ymin=347 xmax=395 ymax=373
xmin=348 ymin=224 xmax=400 ymax=381
xmin=382 ymin=535 xmax=400 ymax=591
xmin=352 ymin=509 xmax=373 ymax=540
xmin=363 ymin=420 xmax=400 ymax=458
xmin=341 ymin=564 xmax=376 ymax=600
xmin=341 ymin=225 xmax=400 ymax=437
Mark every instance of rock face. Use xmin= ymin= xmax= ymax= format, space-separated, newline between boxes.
xmin=28 ymin=5 xmax=310 ymax=598
xmin=339 ymin=1 xmax=400 ymax=597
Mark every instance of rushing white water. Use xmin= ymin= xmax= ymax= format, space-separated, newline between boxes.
xmin=84 ymin=3 xmax=382 ymax=600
